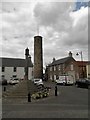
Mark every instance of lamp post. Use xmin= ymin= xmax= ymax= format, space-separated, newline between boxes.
xmin=25 ymin=48 xmax=31 ymax=102
xmin=25 ymin=48 xmax=29 ymax=81
xmin=76 ymin=51 xmax=84 ymax=78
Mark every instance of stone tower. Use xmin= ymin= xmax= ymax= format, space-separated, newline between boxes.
xmin=34 ymin=36 xmax=43 ymax=79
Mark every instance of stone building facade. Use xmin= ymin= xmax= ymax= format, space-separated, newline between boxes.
xmin=45 ymin=52 xmax=79 ymax=82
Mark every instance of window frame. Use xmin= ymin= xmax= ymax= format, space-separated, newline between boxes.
xmin=13 ymin=67 xmax=17 ymax=72
xmin=54 ymin=66 xmax=56 ymax=71
xmin=50 ymin=67 xmax=52 ymax=71
xmin=2 ymin=67 xmax=5 ymax=72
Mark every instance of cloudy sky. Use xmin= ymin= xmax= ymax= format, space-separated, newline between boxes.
xmin=0 ymin=0 xmax=89 ymax=66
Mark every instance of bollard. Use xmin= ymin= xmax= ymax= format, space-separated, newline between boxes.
xmin=4 ymin=86 xmax=6 ymax=92
xmin=55 ymin=86 xmax=57 ymax=96
xmin=28 ymin=92 xmax=31 ymax=102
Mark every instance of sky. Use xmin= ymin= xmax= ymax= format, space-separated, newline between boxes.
xmin=0 ymin=0 xmax=89 ymax=66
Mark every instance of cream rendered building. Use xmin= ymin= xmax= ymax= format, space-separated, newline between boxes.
xmin=0 ymin=57 xmax=33 ymax=82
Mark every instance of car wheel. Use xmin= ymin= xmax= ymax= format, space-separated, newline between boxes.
xmin=63 ymin=83 xmax=65 ymax=86
xmin=88 ymin=85 xmax=90 ymax=89
xmin=76 ymin=84 xmax=79 ymax=87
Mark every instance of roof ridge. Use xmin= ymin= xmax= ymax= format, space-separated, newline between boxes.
xmin=48 ymin=56 xmax=73 ymax=66
xmin=0 ymin=57 xmax=24 ymax=60
xmin=55 ymin=56 xmax=70 ymax=62
xmin=1 ymin=57 xmax=33 ymax=67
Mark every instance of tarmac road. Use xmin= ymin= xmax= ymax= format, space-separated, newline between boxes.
xmin=2 ymin=82 xmax=89 ymax=118
xmin=2 ymin=103 xmax=88 ymax=118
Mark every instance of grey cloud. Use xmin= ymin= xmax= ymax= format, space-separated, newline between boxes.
xmin=1 ymin=2 xmax=88 ymax=64
xmin=2 ymin=2 xmax=23 ymax=13
xmin=34 ymin=2 xmax=74 ymax=27
xmin=63 ymin=22 xmax=88 ymax=47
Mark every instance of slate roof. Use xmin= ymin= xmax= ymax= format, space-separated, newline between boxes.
xmin=48 ymin=56 xmax=75 ymax=66
xmin=0 ymin=57 xmax=33 ymax=67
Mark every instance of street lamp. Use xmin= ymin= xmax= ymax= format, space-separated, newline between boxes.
xmin=25 ymin=48 xmax=31 ymax=102
xmin=76 ymin=51 xmax=84 ymax=78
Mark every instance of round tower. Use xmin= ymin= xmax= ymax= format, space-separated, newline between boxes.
xmin=34 ymin=36 xmax=43 ymax=79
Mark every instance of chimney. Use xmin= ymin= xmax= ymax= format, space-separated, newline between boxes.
xmin=69 ymin=51 xmax=72 ymax=57
xmin=53 ymin=57 xmax=56 ymax=62
xmin=25 ymin=47 xmax=29 ymax=59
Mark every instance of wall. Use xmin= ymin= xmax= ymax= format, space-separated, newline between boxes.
xmin=46 ymin=59 xmax=78 ymax=81
xmin=28 ymin=67 xmax=33 ymax=80
xmin=1 ymin=67 xmax=33 ymax=82
xmin=86 ymin=64 xmax=90 ymax=78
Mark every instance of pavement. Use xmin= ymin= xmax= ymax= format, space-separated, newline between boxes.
xmin=2 ymin=81 xmax=89 ymax=119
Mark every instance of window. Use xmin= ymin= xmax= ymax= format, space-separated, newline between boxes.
xmin=71 ymin=64 xmax=73 ymax=70
xmin=56 ymin=75 xmax=59 ymax=79
xmin=58 ymin=65 xmax=61 ymax=71
xmin=13 ymin=67 xmax=17 ymax=72
xmin=50 ymin=67 xmax=52 ymax=71
xmin=54 ymin=66 xmax=56 ymax=71
xmin=54 ymin=75 xmax=56 ymax=80
xmin=50 ymin=75 xmax=52 ymax=80
xmin=13 ymin=75 xmax=17 ymax=78
xmin=62 ymin=64 xmax=65 ymax=70
xmin=2 ymin=67 xmax=4 ymax=72
xmin=1 ymin=75 xmax=5 ymax=79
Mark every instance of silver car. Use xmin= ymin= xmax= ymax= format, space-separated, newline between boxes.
xmin=33 ymin=79 xmax=43 ymax=86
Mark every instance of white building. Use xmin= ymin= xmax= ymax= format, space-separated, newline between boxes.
xmin=0 ymin=57 xmax=33 ymax=82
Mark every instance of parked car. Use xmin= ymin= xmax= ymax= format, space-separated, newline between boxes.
xmin=33 ymin=79 xmax=43 ymax=86
xmin=55 ymin=75 xmax=74 ymax=85
xmin=55 ymin=79 xmax=66 ymax=85
xmin=9 ymin=78 xmax=19 ymax=85
xmin=66 ymin=77 xmax=74 ymax=85
xmin=75 ymin=78 xmax=90 ymax=88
